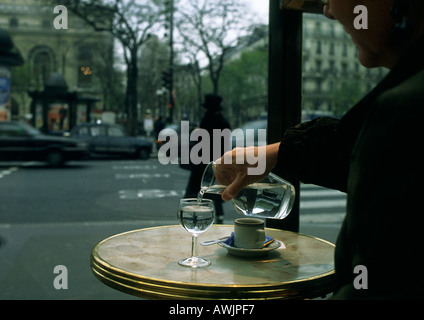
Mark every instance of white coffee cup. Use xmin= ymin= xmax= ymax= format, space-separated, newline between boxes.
xmin=234 ymin=218 xmax=265 ymax=249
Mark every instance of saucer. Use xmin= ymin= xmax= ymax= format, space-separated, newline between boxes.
xmin=218 ymin=240 xmax=283 ymax=258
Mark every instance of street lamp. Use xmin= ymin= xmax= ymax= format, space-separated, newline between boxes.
xmin=166 ymin=0 xmax=174 ymax=123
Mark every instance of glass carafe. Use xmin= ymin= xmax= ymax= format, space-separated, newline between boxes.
xmin=199 ymin=161 xmax=295 ymax=220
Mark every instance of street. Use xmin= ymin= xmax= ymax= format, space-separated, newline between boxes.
xmin=0 ymin=159 xmax=191 ymax=224
xmin=0 ymin=157 xmax=345 ymax=299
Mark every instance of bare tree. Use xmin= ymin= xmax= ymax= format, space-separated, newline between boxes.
xmin=175 ymin=0 xmax=249 ymax=95
xmin=138 ymin=35 xmax=170 ymax=118
xmin=89 ymin=42 xmax=125 ymax=112
xmin=175 ymin=44 xmax=203 ymax=116
xmin=59 ymin=0 xmax=164 ymax=135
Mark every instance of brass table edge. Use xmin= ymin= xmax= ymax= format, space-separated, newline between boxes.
xmin=91 ymin=255 xmax=336 ymax=299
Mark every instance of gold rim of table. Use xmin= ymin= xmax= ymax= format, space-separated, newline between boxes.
xmin=91 ymin=225 xmax=336 ymax=300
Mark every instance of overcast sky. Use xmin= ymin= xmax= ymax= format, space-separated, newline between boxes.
xmin=246 ymin=0 xmax=269 ymax=24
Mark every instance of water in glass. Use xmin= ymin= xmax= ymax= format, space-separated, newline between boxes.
xmin=177 ymin=198 xmax=215 ymax=268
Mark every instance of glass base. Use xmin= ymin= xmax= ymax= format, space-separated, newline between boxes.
xmin=178 ymin=256 xmax=211 ymax=268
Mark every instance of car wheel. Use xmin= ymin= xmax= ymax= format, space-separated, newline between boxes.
xmin=137 ymin=148 xmax=149 ymax=160
xmin=46 ymin=150 xmax=65 ymax=167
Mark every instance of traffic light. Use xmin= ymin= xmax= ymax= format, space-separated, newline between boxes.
xmin=161 ymin=69 xmax=172 ymax=90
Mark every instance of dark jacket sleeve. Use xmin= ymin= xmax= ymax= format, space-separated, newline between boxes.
xmin=275 ymin=117 xmax=353 ymax=192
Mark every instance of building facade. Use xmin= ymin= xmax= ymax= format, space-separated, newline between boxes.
xmin=0 ymin=0 xmax=114 ymax=128
xmin=221 ymin=13 xmax=388 ymax=124
xmin=302 ymin=13 xmax=387 ymax=118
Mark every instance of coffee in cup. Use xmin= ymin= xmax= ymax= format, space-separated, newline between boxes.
xmin=233 ymin=218 xmax=265 ymax=249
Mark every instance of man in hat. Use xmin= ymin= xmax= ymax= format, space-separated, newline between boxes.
xmin=184 ymin=93 xmax=231 ymax=223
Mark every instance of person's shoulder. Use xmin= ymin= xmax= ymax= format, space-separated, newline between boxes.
xmin=377 ymin=69 xmax=424 ymax=112
xmin=368 ymin=69 xmax=424 ymax=143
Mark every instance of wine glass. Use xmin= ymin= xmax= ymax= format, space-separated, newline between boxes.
xmin=177 ymin=198 xmax=215 ymax=268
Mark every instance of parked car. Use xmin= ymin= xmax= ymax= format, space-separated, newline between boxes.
xmin=70 ymin=123 xmax=152 ymax=160
xmin=0 ymin=121 xmax=89 ymax=166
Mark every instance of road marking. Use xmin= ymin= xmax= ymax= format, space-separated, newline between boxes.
xmin=300 ymin=199 xmax=346 ymax=209
xmin=115 ymin=173 xmax=170 ymax=179
xmin=0 ymin=167 xmax=18 ymax=180
xmin=300 ymin=189 xmax=345 ymax=197
xmin=300 ymin=213 xmax=345 ymax=224
xmin=119 ymin=189 xmax=184 ymax=199
xmin=113 ymin=165 xmax=158 ymax=170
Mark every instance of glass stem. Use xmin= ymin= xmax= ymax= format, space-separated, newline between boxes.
xmin=191 ymin=234 xmax=198 ymax=258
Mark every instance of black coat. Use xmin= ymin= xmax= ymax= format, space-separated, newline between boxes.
xmin=184 ymin=110 xmax=231 ymax=202
xmin=277 ymin=35 xmax=424 ymax=299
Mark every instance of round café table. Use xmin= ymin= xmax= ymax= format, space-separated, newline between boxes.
xmin=90 ymin=225 xmax=336 ymax=300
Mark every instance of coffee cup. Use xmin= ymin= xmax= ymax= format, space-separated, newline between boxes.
xmin=233 ymin=218 xmax=265 ymax=249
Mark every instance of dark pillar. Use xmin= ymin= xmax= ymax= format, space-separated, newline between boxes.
xmin=266 ymin=2 xmax=303 ymax=232
xmin=86 ymin=101 xmax=93 ymax=123
xmin=69 ymin=101 xmax=77 ymax=129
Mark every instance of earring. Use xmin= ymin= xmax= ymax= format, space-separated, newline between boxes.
xmin=390 ymin=0 xmax=411 ymax=40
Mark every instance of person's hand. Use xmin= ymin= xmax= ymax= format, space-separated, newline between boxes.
xmin=214 ymin=143 xmax=280 ymax=201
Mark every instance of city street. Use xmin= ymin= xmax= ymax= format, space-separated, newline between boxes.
xmin=0 ymin=157 xmax=345 ymax=299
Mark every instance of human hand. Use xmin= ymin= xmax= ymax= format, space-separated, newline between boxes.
xmin=214 ymin=143 xmax=280 ymax=201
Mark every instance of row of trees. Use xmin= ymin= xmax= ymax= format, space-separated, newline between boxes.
xmin=55 ymin=0 xmax=259 ymax=135
xmin=138 ymin=26 xmax=269 ymax=128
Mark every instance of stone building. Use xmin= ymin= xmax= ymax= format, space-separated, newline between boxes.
xmin=221 ymin=13 xmax=388 ymax=123
xmin=0 ymin=0 xmax=114 ymax=127
xmin=302 ymin=13 xmax=387 ymax=118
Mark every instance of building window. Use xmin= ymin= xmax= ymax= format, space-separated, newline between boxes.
xmin=315 ymin=22 xmax=321 ymax=34
xmin=329 ymin=43 xmax=335 ymax=56
xmin=30 ymin=46 xmax=55 ymax=89
xmin=9 ymin=17 xmax=19 ymax=28
xmin=34 ymin=53 xmax=51 ymax=87
xmin=316 ymin=41 xmax=322 ymax=55
xmin=28 ymin=46 xmax=56 ymax=90
xmin=342 ymin=44 xmax=348 ymax=57
xmin=329 ymin=24 xmax=335 ymax=37
xmin=329 ymin=60 xmax=335 ymax=73
xmin=341 ymin=62 xmax=348 ymax=75
xmin=316 ymin=78 xmax=322 ymax=93
xmin=316 ymin=60 xmax=322 ymax=72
